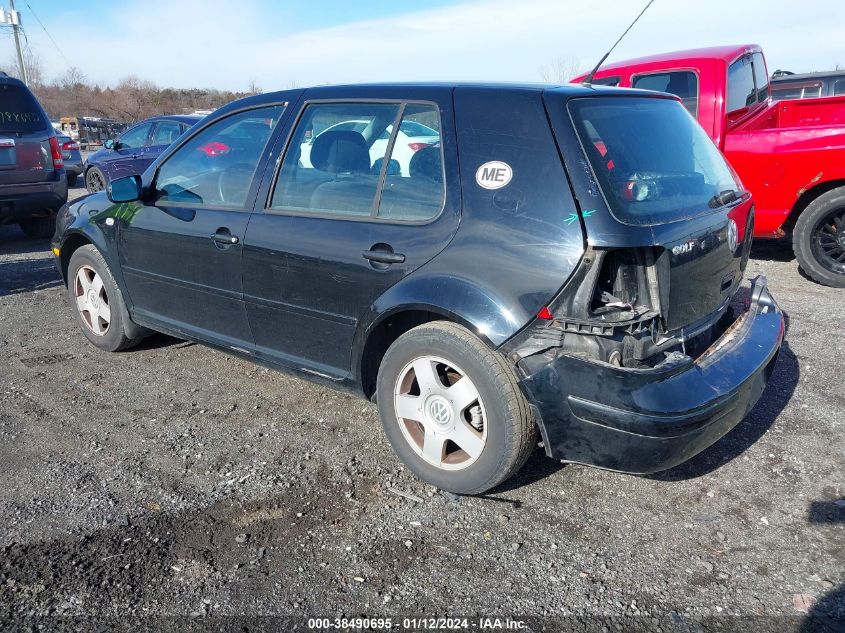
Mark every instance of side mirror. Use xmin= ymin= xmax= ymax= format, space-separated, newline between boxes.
xmin=108 ymin=175 xmax=142 ymax=203
xmin=103 ymin=139 xmax=114 ymax=150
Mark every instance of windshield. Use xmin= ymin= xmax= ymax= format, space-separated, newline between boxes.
xmin=568 ymin=97 xmax=739 ymax=226
xmin=0 ymin=83 xmax=49 ymax=133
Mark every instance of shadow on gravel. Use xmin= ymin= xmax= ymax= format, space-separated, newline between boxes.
xmin=750 ymin=237 xmax=795 ymax=263
xmin=0 ymin=476 xmax=375 ymax=619
xmin=488 ymin=446 xmax=564 ymax=496
xmin=807 ymin=500 xmax=845 ymax=524
xmin=649 ymin=339 xmax=799 ymax=482
xmin=800 ymin=584 xmax=845 ymax=633
xmin=0 ymin=256 xmax=63 ymax=297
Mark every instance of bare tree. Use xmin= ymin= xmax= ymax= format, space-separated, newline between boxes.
xmin=247 ymin=79 xmax=263 ymax=95
xmin=538 ymin=56 xmax=585 ymax=84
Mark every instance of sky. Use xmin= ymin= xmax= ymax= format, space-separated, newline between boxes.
xmin=2 ymin=0 xmax=844 ymax=91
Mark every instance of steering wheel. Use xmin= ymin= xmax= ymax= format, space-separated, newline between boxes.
xmin=217 ymin=163 xmax=256 ymax=205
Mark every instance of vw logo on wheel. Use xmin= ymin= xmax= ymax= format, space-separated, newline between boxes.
xmin=428 ymin=399 xmax=452 ymax=425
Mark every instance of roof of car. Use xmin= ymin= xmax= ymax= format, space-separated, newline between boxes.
xmin=581 ymin=44 xmax=762 ymax=75
xmin=148 ymin=114 xmax=203 ymax=124
xmin=292 ymin=81 xmax=660 ymax=98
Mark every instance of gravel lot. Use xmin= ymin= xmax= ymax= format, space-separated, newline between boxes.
xmin=0 ymin=185 xmax=842 ymax=630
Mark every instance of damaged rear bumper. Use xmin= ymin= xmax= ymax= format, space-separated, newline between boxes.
xmin=517 ymin=276 xmax=784 ymax=474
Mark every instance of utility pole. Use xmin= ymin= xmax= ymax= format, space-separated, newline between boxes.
xmin=7 ymin=0 xmax=28 ymax=85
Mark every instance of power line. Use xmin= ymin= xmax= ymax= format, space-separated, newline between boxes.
xmin=23 ymin=0 xmax=72 ymax=68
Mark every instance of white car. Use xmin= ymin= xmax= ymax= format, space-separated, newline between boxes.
xmin=300 ymin=119 xmax=439 ymax=176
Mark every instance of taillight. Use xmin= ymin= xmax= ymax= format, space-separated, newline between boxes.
xmin=197 ymin=141 xmax=230 ymax=157
xmin=407 ymin=142 xmax=431 ymax=152
xmin=61 ymin=141 xmax=80 ymax=151
xmin=49 ymin=136 xmax=64 ymax=169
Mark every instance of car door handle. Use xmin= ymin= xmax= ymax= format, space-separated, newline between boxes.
xmin=362 ymin=249 xmax=405 ymax=264
xmin=211 ymin=230 xmax=239 ymax=245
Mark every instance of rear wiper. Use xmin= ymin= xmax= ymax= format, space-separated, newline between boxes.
xmin=708 ymin=189 xmax=747 ymax=208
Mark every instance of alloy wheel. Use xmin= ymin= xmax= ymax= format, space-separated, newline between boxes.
xmin=74 ymin=265 xmax=111 ymax=336
xmin=87 ymin=170 xmax=104 ymax=192
xmin=810 ymin=206 xmax=845 ymax=275
xmin=393 ymin=355 xmax=487 ymax=471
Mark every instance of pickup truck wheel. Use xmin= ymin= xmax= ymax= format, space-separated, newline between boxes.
xmin=793 ymin=188 xmax=845 ymax=288
xmin=18 ymin=215 xmax=56 ymax=239
xmin=85 ymin=167 xmax=106 ymax=193
xmin=376 ymin=321 xmax=537 ymax=495
xmin=67 ymin=245 xmax=142 ymax=352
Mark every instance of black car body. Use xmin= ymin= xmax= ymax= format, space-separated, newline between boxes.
xmin=770 ymin=69 xmax=845 ymax=101
xmin=51 ymin=82 xmax=784 ymax=493
xmin=1 ymin=72 xmax=68 ymax=238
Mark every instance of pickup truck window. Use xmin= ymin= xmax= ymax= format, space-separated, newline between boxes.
xmin=835 ymin=80 xmax=845 ymax=96
xmin=569 ymin=97 xmax=738 ymax=226
xmin=632 ymin=71 xmax=698 ymax=115
xmin=727 ymin=54 xmax=768 ymax=115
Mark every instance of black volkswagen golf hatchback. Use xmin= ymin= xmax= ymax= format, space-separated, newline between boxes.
xmin=52 ymin=83 xmax=784 ymax=494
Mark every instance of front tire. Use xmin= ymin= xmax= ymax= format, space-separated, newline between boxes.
xmin=67 ymin=245 xmax=142 ymax=352
xmin=376 ymin=321 xmax=537 ymax=495
xmin=793 ymin=187 xmax=845 ymax=287
xmin=85 ymin=166 xmax=106 ymax=193
xmin=19 ymin=215 xmax=56 ymax=239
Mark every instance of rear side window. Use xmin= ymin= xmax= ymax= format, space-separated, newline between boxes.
xmin=155 ymin=105 xmax=284 ymax=208
xmin=569 ymin=97 xmax=739 ymax=226
xmin=834 ymin=80 xmax=845 ymax=96
xmin=727 ymin=54 xmax=768 ymax=115
xmin=118 ymin=123 xmax=153 ymax=149
xmin=0 ymin=83 xmax=48 ymax=133
xmin=633 ymin=71 xmax=698 ymax=115
xmin=270 ymin=102 xmax=445 ymax=222
xmin=150 ymin=121 xmax=183 ymax=146
xmin=771 ymin=83 xmax=803 ymax=101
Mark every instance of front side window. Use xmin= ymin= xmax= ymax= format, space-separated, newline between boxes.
xmin=150 ymin=121 xmax=184 ymax=146
xmin=569 ymin=97 xmax=739 ymax=226
xmin=118 ymin=123 xmax=153 ymax=149
xmin=633 ymin=71 xmax=699 ymax=115
xmin=270 ymin=102 xmax=445 ymax=221
xmin=155 ymin=105 xmax=284 ymax=208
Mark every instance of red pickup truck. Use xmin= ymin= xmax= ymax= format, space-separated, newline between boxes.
xmin=573 ymin=44 xmax=845 ymax=287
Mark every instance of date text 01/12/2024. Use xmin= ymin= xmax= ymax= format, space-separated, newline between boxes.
xmin=307 ymin=617 xmax=528 ymax=630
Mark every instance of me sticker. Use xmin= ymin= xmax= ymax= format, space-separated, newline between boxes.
xmin=476 ymin=161 xmax=513 ymax=190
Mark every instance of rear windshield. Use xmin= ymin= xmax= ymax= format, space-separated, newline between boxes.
xmin=0 ymin=83 xmax=48 ymax=133
xmin=568 ymin=97 xmax=738 ymax=226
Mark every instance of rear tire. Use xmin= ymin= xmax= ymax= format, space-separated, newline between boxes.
xmin=376 ymin=321 xmax=537 ymax=495
xmin=85 ymin=166 xmax=106 ymax=193
xmin=67 ymin=245 xmax=142 ymax=352
xmin=793 ymin=187 xmax=845 ymax=288
xmin=19 ymin=215 xmax=56 ymax=239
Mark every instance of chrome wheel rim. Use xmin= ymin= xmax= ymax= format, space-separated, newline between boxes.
xmin=73 ymin=265 xmax=111 ymax=336
xmin=87 ymin=170 xmax=104 ymax=192
xmin=393 ymin=355 xmax=487 ymax=471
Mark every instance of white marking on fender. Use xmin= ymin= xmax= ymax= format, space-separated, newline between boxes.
xmin=475 ymin=161 xmax=513 ymax=190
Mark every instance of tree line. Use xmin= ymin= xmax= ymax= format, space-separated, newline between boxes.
xmin=1 ymin=53 xmax=260 ymax=124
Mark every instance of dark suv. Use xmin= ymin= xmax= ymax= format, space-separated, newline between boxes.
xmin=51 ymin=83 xmax=784 ymax=494
xmin=0 ymin=72 xmax=68 ymax=238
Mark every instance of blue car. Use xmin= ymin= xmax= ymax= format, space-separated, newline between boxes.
xmin=84 ymin=115 xmax=201 ymax=192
